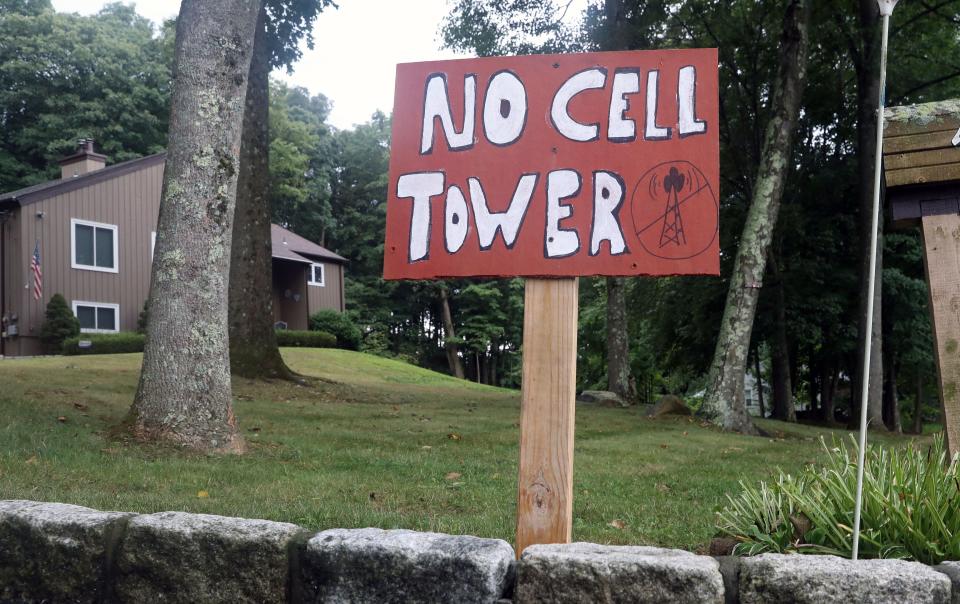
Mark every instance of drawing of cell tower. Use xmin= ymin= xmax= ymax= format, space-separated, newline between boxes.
xmin=659 ymin=166 xmax=687 ymax=247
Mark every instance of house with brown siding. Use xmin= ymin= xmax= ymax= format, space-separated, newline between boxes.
xmin=0 ymin=141 xmax=346 ymax=357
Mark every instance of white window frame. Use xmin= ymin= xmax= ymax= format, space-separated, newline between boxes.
xmin=308 ymin=262 xmax=325 ymax=287
xmin=72 ymin=301 xmax=120 ymax=334
xmin=71 ymin=218 xmax=119 ymax=273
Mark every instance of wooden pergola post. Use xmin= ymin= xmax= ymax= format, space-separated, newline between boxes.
xmin=884 ymin=99 xmax=960 ymax=457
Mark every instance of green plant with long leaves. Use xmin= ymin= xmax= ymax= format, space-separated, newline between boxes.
xmin=717 ymin=435 xmax=960 ymax=564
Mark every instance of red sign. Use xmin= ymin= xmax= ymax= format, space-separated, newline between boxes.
xmin=383 ymin=49 xmax=719 ymax=279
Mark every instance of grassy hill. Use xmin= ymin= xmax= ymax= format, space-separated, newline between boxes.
xmin=0 ymin=349 xmax=925 ymax=550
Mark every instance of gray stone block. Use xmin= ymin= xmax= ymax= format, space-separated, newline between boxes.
xmin=934 ymin=561 xmax=960 ymax=604
xmin=115 ymin=511 xmax=307 ymax=604
xmin=301 ymin=527 xmax=515 ymax=603
xmin=515 ymin=543 xmax=724 ymax=603
xmin=0 ymin=499 xmax=132 ymax=604
xmin=740 ymin=554 xmax=951 ymax=603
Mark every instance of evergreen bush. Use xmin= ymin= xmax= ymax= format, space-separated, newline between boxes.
xmin=275 ymin=329 xmax=336 ymax=348
xmin=63 ymin=332 xmax=145 ymax=355
xmin=39 ymin=294 xmax=80 ymax=353
xmin=309 ymin=310 xmax=361 ymax=350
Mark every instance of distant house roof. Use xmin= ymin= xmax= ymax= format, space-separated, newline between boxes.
xmin=0 ymin=151 xmax=347 ymax=265
xmin=0 ymin=153 xmax=166 ymax=205
xmin=271 ymin=224 xmax=346 ymax=265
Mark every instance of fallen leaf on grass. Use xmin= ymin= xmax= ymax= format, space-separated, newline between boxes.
xmin=607 ymin=519 xmax=626 ymax=529
xmin=248 ymin=426 xmax=261 ymax=432
xmin=197 ymin=490 xmax=209 ymax=499
xmin=656 ymin=483 xmax=671 ymax=493
xmin=421 ymin=445 xmax=432 ymax=450
xmin=73 ymin=402 xmax=88 ymax=411
xmin=445 ymin=472 xmax=462 ymax=480
xmin=447 ymin=433 xmax=462 ymax=441
xmin=659 ymin=444 xmax=668 ymax=449
xmin=56 ymin=416 xmax=66 ymax=423
xmin=25 ymin=456 xmax=37 ymax=465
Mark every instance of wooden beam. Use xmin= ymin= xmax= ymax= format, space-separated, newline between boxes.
xmin=884 ymin=146 xmax=960 ymax=171
xmin=883 ymin=129 xmax=957 ymax=155
xmin=921 ymin=213 xmax=960 ymax=459
xmin=886 ymin=163 xmax=960 ymax=188
xmin=516 ymin=277 xmax=578 ymax=556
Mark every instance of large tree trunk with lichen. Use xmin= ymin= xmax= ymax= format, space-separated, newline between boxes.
xmin=853 ymin=0 xmax=886 ymax=430
xmin=606 ymin=277 xmax=635 ymax=402
xmin=131 ymin=0 xmax=261 ymax=453
xmin=699 ymin=0 xmax=810 ymax=433
xmin=229 ymin=6 xmax=294 ymax=380
xmin=440 ymin=286 xmax=465 ymax=379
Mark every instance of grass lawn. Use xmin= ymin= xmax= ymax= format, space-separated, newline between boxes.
xmin=0 ymin=349 xmax=928 ymax=551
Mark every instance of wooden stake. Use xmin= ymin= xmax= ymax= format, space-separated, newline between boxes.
xmin=921 ymin=213 xmax=960 ymax=459
xmin=516 ymin=277 xmax=578 ymax=555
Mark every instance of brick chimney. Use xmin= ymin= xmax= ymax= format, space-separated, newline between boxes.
xmin=59 ymin=139 xmax=107 ymax=179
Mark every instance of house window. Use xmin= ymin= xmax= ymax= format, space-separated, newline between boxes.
xmin=308 ymin=263 xmax=325 ymax=286
xmin=71 ymin=219 xmax=118 ymax=273
xmin=72 ymin=301 xmax=120 ymax=333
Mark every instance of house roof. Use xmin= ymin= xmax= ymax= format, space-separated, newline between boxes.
xmin=0 ymin=153 xmax=167 ymax=205
xmin=0 ymin=152 xmax=346 ymax=265
xmin=271 ymin=224 xmax=347 ymax=265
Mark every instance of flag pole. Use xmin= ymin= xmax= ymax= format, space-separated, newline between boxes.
xmin=852 ymin=0 xmax=898 ymax=561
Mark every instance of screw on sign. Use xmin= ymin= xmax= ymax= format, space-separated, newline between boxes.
xmin=383 ymin=49 xmax=719 ymax=554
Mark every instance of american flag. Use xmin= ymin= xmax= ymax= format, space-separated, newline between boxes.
xmin=30 ymin=240 xmax=42 ymax=301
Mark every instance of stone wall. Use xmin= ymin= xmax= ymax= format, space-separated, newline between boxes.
xmin=0 ymin=500 xmax=956 ymax=603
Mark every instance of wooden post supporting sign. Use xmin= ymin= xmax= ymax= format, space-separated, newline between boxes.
xmin=516 ymin=278 xmax=579 ymax=553
xmin=921 ymin=214 xmax=960 ymax=456
xmin=383 ymin=50 xmax=719 ymax=553
xmin=884 ymin=99 xmax=960 ymax=458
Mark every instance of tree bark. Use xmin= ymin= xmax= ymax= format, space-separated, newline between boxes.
xmin=699 ymin=0 xmax=811 ymax=433
xmin=823 ymin=362 xmax=838 ymax=425
xmin=883 ymin=347 xmax=902 ymax=433
xmin=606 ymin=277 xmax=635 ymax=402
xmin=854 ymin=0 xmax=885 ymax=430
xmin=131 ymin=0 xmax=261 ymax=452
xmin=229 ymin=5 xmax=294 ymax=380
xmin=769 ymin=255 xmax=795 ymax=422
xmin=439 ymin=286 xmax=465 ymax=379
xmin=913 ymin=368 xmax=923 ymax=434
xmin=753 ymin=342 xmax=765 ymax=418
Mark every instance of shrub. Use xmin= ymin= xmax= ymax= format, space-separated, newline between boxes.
xmin=309 ymin=310 xmax=361 ymax=350
xmin=716 ymin=434 xmax=960 ymax=564
xmin=275 ymin=329 xmax=336 ymax=348
xmin=63 ymin=332 xmax=145 ymax=355
xmin=137 ymin=300 xmax=149 ymax=334
xmin=40 ymin=294 xmax=80 ymax=353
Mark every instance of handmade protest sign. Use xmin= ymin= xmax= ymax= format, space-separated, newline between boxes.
xmin=384 ymin=49 xmax=719 ymax=555
xmin=384 ymin=49 xmax=719 ymax=279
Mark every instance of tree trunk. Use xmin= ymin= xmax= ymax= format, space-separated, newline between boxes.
xmin=131 ymin=0 xmax=261 ymax=452
xmin=914 ymin=367 xmax=923 ymax=434
xmin=854 ymin=0 xmax=885 ymax=430
xmin=823 ymin=362 xmax=838 ymax=425
xmin=883 ymin=348 xmax=902 ymax=433
xmin=699 ymin=0 xmax=810 ymax=433
xmin=229 ymin=5 xmax=294 ymax=380
xmin=439 ymin=286 xmax=465 ymax=379
xmin=606 ymin=277 xmax=635 ymax=402
xmin=753 ymin=342 xmax=766 ymax=418
xmin=769 ymin=255 xmax=795 ymax=422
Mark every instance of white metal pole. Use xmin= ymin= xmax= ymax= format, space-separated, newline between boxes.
xmin=852 ymin=0 xmax=897 ymax=561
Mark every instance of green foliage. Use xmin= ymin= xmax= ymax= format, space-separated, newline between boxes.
xmin=136 ymin=300 xmax=149 ymax=335
xmin=309 ymin=310 xmax=361 ymax=350
xmin=275 ymin=329 xmax=336 ymax=348
xmin=717 ymin=435 xmax=960 ymax=564
xmin=39 ymin=294 xmax=79 ymax=353
xmin=0 ymin=3 xmax=172 ymax=192
xmin=63 ymin=332 xmax=144 ymax=355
